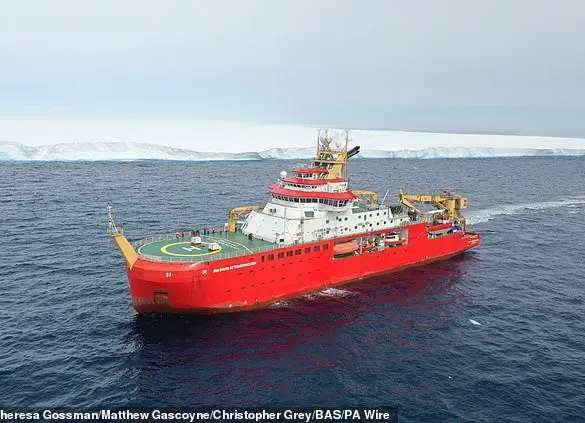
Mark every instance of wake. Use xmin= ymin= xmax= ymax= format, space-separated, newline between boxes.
xmin=467 ymin=198 xmax=585 ymax=225
xmin=305 ymin=288 xmax=354 ymax=300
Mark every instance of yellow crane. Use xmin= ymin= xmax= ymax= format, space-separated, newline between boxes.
xmin=352 ymin=190 xmax=379 ymax=204
xmin=398 ymin=190 xmax=468 ymax=229
xmin=228 ymin=206 xmax=263 ymax=232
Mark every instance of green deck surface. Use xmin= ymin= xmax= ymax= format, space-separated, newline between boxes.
xmin=136 ymin=232 xmax=274 ymax=262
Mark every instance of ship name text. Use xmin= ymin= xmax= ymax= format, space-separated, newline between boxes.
xmin=213 ymin=261 xmax=257 ymax=273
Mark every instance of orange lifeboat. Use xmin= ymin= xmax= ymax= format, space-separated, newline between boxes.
xmin=333 ymin=240 xmax=359 ymax=256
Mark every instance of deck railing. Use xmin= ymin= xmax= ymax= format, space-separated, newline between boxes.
xmin=132 ymin=233 xmax=178 ymax=249
xmin=133 ymin=233 xmax=286 ymax=263
xmin=131 ymin=212 xmax=419 ymax=264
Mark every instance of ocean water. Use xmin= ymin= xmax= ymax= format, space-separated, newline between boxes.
xmin=1 ymin=157 xmax=584 ymax=422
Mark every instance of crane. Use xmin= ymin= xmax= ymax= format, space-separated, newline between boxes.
xmin=352 ymin=190 xmax=379 ymax=204
xmin=398 ymin=190 xmax=468 ymax=229
xmin=228 ymin=206 xmax=263 ymax=232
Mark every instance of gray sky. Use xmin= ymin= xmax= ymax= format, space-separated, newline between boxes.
xmin=1 ymin=0 xmax=585 ymax=134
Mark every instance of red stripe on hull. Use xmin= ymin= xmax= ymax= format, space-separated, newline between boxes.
xmin=125 ymin=223 xmax=480 ymax=315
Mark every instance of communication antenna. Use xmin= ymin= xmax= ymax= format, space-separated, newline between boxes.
xmin=107 ymin=205 xmax=121 ymax=235
xmin=381 ymin=175 xmax=392 ymax=207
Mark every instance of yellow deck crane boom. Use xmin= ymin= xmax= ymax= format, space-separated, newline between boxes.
xmin=398 ymin=190 xmax=468 ymax=229
xmin=352 ymin=190 xmax=379 ymax=204
xmin=228 ymin=206 xmax=263 ymax=233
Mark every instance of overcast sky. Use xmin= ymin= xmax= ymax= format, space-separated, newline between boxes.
xmin=1 ymin=0 xmax=585 ymax=140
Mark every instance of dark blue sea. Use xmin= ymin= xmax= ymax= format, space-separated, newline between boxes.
xmin=1 ymin=157 xmax=584 ymax=422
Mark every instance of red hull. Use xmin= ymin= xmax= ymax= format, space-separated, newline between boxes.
xmin=126 ymin=223 xmax=480 ymax=314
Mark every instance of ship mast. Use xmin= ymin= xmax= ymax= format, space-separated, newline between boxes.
xmin=313 ymin=129 xmax=355 ymax=179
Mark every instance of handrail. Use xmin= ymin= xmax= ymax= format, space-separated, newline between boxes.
xmin=134 ymin=236 xmax=287 ymax=263
xmin=131 ymin=213 xmax=428 ymax=264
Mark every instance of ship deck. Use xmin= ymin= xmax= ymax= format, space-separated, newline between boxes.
xmin=134 ymin=232 xmax=275 ymax=263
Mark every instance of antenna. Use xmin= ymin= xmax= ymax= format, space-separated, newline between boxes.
xmin=344 ymin=129 xmax=349 ymax=179
xmin=381 ymin=174 xmax=392 ymax=207
xmin=107 ymin=205 xmax=120 ymax=235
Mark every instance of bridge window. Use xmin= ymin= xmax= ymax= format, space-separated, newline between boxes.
xmin=267 ymin=254 xmax=274 ymax=261
xmin=323 ymin=244 xmax=329 ymax=250
xmin=314 ymin=245 xmax=320 ymax=252
xmin=295 ymin=249 xmax=301 ymax=256
xmin=287 ymin=250 xmax=293 ymax=257
xmin=278 ymin=252 xmax=284 ymax=259
xmin=305 ymin=247 xmax=311 ymax=254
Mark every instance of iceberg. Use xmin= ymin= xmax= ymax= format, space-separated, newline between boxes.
xmin=358 ymin=146 xmax=585 ymax=159
xmin=1 ymin=140 xmax=584 ymax=162
xmin=1 ymin=121 xmax=584 ymax=161
xmin=0 ymin=142 xmax=262 ymax=161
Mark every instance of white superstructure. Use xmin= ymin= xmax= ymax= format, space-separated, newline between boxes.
xmin=240 ymin=130 xmax=410 ymax=245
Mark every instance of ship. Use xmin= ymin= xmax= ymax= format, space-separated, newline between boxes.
xmin=109 ymin=130 xmax=480 ymax=314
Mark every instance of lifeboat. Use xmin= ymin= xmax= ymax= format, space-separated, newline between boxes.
xmin=333 ymin=240 xmax=359 ymax=256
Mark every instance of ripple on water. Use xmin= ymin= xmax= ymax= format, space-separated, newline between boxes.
xmin=1 ymin=158 xmax=584 ymax=421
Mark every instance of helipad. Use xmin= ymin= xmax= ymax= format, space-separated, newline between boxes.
xmin=135 ymin=232 xmax=274 ymax=262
